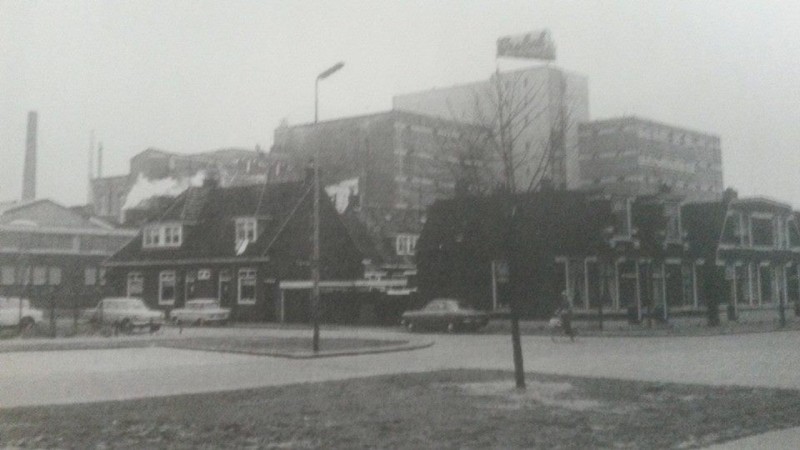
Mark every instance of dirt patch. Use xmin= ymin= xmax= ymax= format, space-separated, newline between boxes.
xmin=2 ymin=370 xmax=800 ymax=448
xmin=444 ymin=380 xmax=601 ymax=411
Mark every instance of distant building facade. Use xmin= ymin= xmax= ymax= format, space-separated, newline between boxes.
xmin=271 ymin=110 xmax=490 ymax=279
xmin=393 ymin=65 xmax=590 ymax=191
xmin=0 ymin=200 xmax=136 ymax=309
xmin=578 ymin=117 xmax=724 ymax=201
xmin=90 ymin=148 xmax=298 ymax=224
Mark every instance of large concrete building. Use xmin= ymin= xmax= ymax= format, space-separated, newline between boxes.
xmin=578 ymin=116 xmax=724 ymax=201
xmin=272 ymin=110 xmax=490 ymax=279
xmin=393 ymin=65 xmax=589 ymax=191
xmin=90 ymin=148 xmax=297 ymax=224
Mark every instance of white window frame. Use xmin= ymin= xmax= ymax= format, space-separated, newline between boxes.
xmin=159 ymin=270 xmax=177 ymax=305
xmin=238 ymin=268 xmax=257 ymax=305
xmin=235 ymin=218 xmax=258 ymax=246
xmin=48 ymin=267 xmax=62 ymax=286
xmin=143 ymin=223 xmax=182 ymax=248
xmin=127 ymin=272 xmax=144 ymax=297
xmin=1 ymin=265 xmax=15 ymax=285
xmin=33 ymin=266 xmax=47 ymax=286
xmin=85 ymin=267 xmax=98 ymax=286
xmin=396 ymin=234 xmax=419 ymax=256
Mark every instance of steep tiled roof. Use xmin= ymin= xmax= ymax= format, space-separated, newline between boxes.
xmin=109 ymin=181 xmax=316 ymax=263
xmin=681 ymin=200 xmax=727 ymax=258
xmin=418 ymin=190 xmax=615 ymax=259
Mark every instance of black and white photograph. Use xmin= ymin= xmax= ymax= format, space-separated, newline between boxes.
xmin=1 ymin=1 xmax=800 ymax=448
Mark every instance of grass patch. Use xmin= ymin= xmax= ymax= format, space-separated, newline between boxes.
xmin=0 ymin=335 xmax=407 ymax=356
xmin=159 ymin=336 xmax=408 ymax=356
xmin=2 ymin=370 xmax=800 ymax=449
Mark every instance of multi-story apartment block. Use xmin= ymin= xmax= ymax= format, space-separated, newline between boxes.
xmin=393 ymin=65 xmax=590 ymax=191
xmin=578 ymin=116 xmax=724 ymax=201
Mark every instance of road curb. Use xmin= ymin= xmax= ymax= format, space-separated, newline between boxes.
xmin=157 ymin=339 xmax=436 ymax=359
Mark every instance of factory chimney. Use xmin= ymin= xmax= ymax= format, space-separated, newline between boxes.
xmin=21 ymin=111 xmax=38 ymax=201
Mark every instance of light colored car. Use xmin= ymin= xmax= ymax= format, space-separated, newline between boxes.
xmin=88 ymin=297 xmax=164 ymax=333
xmin=401 ymin=298 xmax=490 ymax=333
xmin=169 ymin=299 xmax=230 ymax=326
xmin=0 ymin=297 xmax=44 ymax=329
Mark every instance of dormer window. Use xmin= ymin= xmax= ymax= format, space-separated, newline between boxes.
xmin=396 ymin=234 xmax=419 ymax=256
xmin=143 ymin=223 xmax=182 ymax=248
xmin=235 ymin=218 xmax=258 ymax=245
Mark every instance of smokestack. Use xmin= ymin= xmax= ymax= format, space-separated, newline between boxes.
xmin=22 ymin=111 xmax=37 ymax=201
xmin=97 ymin=142 xmax=103 ymax=178
xmin=87 ymin=130 xmax=95 ymax=204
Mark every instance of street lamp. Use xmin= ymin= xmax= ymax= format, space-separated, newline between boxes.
xmin=312 ymin=61 xmax=344 ymax=352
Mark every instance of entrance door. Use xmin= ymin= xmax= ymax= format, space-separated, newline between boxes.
xmin=218 ymin=270 xmax=233 ymax=308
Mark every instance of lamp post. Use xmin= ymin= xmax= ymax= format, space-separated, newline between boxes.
xmin=312 ymin=61 xmax=344 ymax=352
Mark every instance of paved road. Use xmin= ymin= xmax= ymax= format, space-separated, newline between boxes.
xmin=1 ymin=327 xmax=799 ymax=409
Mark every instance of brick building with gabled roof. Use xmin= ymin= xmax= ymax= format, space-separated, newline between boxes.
xmin=105 ymin=178 xmax=363 ymax=322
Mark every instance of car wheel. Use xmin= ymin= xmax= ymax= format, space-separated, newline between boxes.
xmin=120 ymin=319 xmax=134 ymax=335
xmin=447 ymin=322 xmax=456 ymax=333
xmin=19 ymin=317 xmax=35 ymax=334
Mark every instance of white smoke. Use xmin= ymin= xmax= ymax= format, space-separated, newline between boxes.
xmin=325 ymin=178 xmax=359 ymax=214
xmin=122 ymin=171 xmax=206 ymax=210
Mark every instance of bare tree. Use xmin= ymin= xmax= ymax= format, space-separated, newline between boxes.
xmin=432 ymin=67 xmax=582 ymax=389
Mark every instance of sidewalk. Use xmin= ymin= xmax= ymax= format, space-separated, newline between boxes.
xmin=705 ymin=426 xmax=800 ymax=449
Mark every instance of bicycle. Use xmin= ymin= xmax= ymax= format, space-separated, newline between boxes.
xmin=549 ymin=315 xmax=576 ymax=342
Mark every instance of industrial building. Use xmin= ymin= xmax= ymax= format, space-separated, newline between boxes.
xmin=272 ymin=110 xmax=491 ymax=280
xmin=393 ymin=65 xmax=590 ymax=191
xmin=578 ymin=116 xmax=724 ymax=201
xmin=90 ymin=147 xmax=298 ymax=224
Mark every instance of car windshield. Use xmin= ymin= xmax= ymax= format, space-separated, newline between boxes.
xmin=425 ymin=299 xmax=465 ymax=311
xmin=103 ymin=298 xmax=147 ymax=310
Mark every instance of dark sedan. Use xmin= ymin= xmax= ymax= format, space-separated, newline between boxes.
xmin=401 ymin=298 xmax=489 ymax=332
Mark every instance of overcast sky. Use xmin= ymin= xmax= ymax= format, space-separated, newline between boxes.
xmin=1 ymin=0 xmax=798 ymax=208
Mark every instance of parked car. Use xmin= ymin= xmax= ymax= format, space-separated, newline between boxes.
xmin=0 ymin=297 xmax=43 ymax=330
xmin=169 ymin=299 xmax=230 ymax=326
xmin=88 ymin=297 xmax=164 ymax=333
xmin=401 ymin=298 xmax=490 ymax=332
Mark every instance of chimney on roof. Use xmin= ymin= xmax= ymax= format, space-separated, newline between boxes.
xmin=22 ymin=111 xmax=37 ymax=201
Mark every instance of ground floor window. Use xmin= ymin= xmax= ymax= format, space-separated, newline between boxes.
xmin=159 ymin=271 xmax=176 ymax=305
xmin=48 ymin=267 xmax=61 ymax=285
xmin=788 ymin=263 xmax=800 ymax=304
xmin=759 ymin=264 xmax=773 ymax=304
xmin=238 ymin=268 xmax=257 ymax=304
xmin=33 ymin=266 xmax=47 ymax=286
xmin=617 ymin=260 xmax=638 ymax=310
xmin=734 ymin=264 xmax=752 ymax=306
xmin=85 ymin=267 xmax=97 ymax=286
xmin=0 ymin=266 xmax=14 ymax=285
xmin=127 ymin=272 xmax=143 ymax=297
